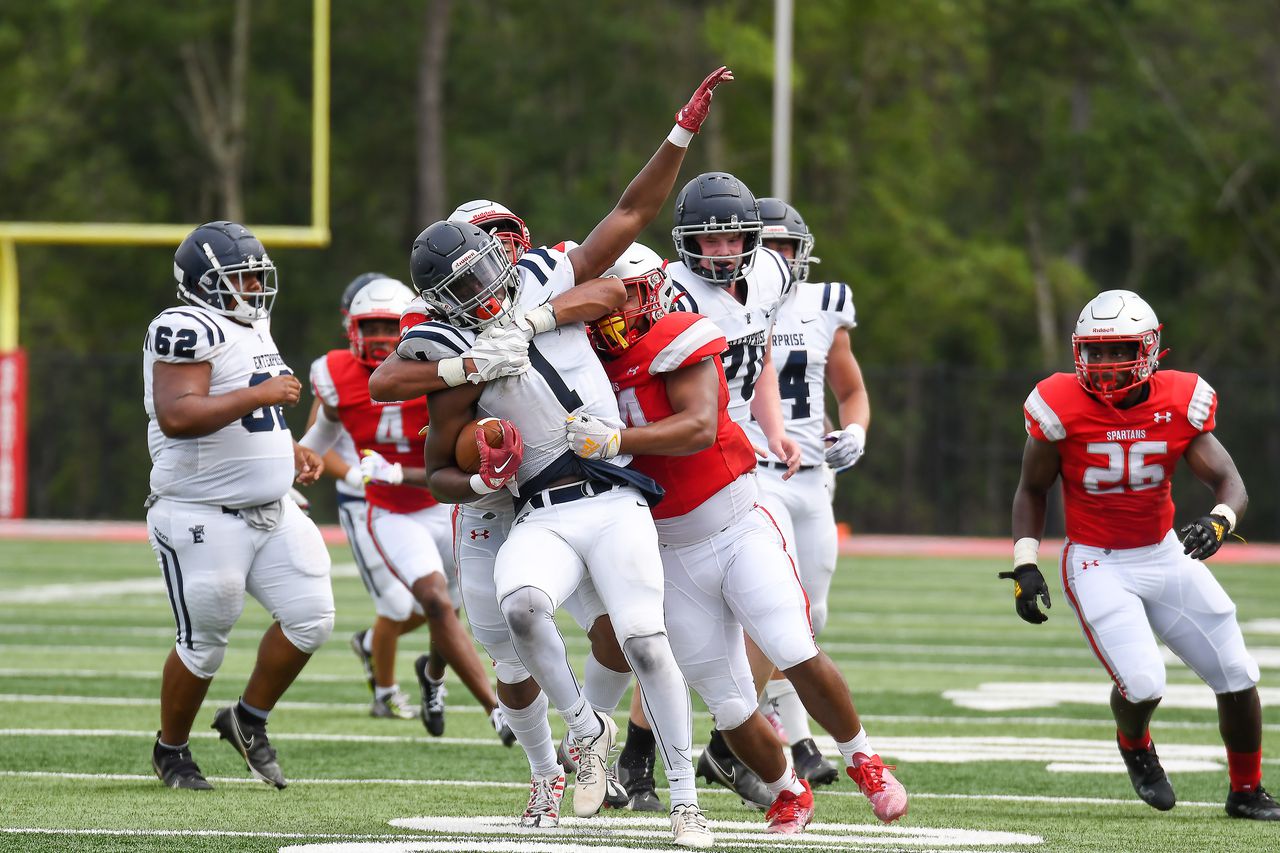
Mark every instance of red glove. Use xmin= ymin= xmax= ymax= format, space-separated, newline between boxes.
xmin=476 ymin=419 xmax=523 ymax=491
xmin=675 ymin=66 xmax=734 ymax=133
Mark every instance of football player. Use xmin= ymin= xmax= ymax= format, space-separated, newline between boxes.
xmin=298 ymin=276 xmax=504 ymax=735
xmin=1009 ymin=289 xmax=1278 ymax=820
xmin=746 ymin=199 xmax=870 ymax=786
xmin=145 ymin=221 xmax=335 ymax=790
xmin=571 ymin=242 xmax=909 ymax=830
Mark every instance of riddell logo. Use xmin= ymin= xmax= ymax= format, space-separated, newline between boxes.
xmin=1093 ymin=327 xmax=1114 ymax=333
xmin=451 ymin=249 xmax=480 ymax=271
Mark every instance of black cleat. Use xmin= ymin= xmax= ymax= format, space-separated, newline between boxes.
xmin=696 ymin=730 xmax=771 ymax=811
xmin=414 ymin=654 xmax=445 ymax=736
xmin=616 ymin=755 xmax=665 ymax=812
xmin=792 ymin=738 xmax=839 ymax=787
xmin=151 ymin=734 xmax=213 ymax=790
xmin=349 ymin=630 xmax=376 ymax=693
xmin=603 ymin=764 xmax=631 ymax=809
xmin=1117 ymin=737 xmax=1175 ymax=811
xmin=212 ymin=705 xmax=286 ymax=789
xmin=1226 ymin=786 xmax=1280 ymax=820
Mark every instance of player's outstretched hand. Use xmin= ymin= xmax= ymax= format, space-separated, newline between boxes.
xmin=477 ymin=420 xmax=523 ymax=491
xmin=467 ymin=325 xmax=531 ymax=382
xmin=997 ymin=564 xmax=1051 ymax=624
xmin=360 ymin=449 xmax=404 ymax=486
xmin=675 ymin=66 xmax=734 ymax=134
xmin=293 ymin=443 xmax=324 ymax=485
xmin=1180 ymin=514 xmax=1230 ymax=560
xmin=566 ymin=409 xmax=621 ymax=460
xmin=258 ymin=374 xmax=302 ymax=407
xmin=824 ymin=423 xmax=867 ymax=472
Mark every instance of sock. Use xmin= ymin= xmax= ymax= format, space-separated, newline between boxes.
xmin=836 ymin=727 xmax=871 ymax=767
xmin=583 ymin=653 xmax=633 ymax=715
xmin=237 ymin=697 xmax=270 ymax=724
xmin=1117 ymin=728 xmax=1152 ymax=752
xmin=669 ymin=773 xmax=698 ymax=809
xmin=766 ymin=679 xmax=813 ymax=744
xmin=564 ymin=695 xmax=604 ymax=741
xmin=374 ymin=683 xmax=399 ymax=701
xmin=361 ymin=629 xmax=374 ymax=655
xmin=157 ymin=739 xmax=188 ymax=752
xmin=764 ymin=765 xmax=807 ymax=798
xmin=1227 ymin=749 xmax=1263 ymax=793
xmin=500 ymin=691 xmax=560 ymax=778
xmin=619 ymin=719 xmax=656 ymax=769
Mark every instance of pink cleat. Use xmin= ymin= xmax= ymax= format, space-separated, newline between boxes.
xmin=765 ymin=779 xmax=815 ymax=834
xmin=847 ymin=754 xmax=908 ymax=823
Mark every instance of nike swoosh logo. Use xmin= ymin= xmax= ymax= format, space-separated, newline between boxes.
xmin=493 ymin=458 xmax=513 ymax=474
xmin=708 ymin=752 xmax=734 ymax=783
xmin=801 ymin=318 xmax=817 ymax=324
xmin=231 ymin=713 xmax=254 ymax=750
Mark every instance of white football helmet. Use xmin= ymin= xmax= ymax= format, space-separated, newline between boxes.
xmin=346 ymin=276 xmax=416 ymax=366
xmin=1071 ymin=289 xmax=1164 ymax=397
xmin=589 ymin=242 xmax=669 ymax=356
xmin=448 ymin=199 xmax=531 ymax=263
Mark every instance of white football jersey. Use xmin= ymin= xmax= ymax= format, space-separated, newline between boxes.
xmin=143 ymin=304 xmax=296 ymax=508
xmin=665 ymin=246 xmax=791 ymax=426
xmin=743 ymin=281 xmax=857 ymax=465
xmin=400 ymin=246 xmax=629 ymax=503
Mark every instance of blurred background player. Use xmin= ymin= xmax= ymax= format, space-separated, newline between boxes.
xmin=746 ymin=198 xmax=870 ymax=786
xmin=299 ymin=276 xmax=506 ymax=738
xmin=146 ymin=221 xmax=335 ymax=790
xmin=1008 ymin=289 xmax=1278 ymax=821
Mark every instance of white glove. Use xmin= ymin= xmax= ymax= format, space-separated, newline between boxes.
xmin=466 ymin=324 xmax=531 ymax=382
xmin=512 ymin=303 xmax=556 ymax=339
xmin=360 ymin=449 xmax=404 ymax=485
xmin=342 ymin=465 xmax=365 ymax=491
xmin=565 ymin=410 xmax=621 ymax=460
xmin=823 ymin=423 xmax=866 ymax=472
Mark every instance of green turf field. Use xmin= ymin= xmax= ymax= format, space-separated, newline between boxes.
xmin=2 ymin=538 xmax=1279 ymax=852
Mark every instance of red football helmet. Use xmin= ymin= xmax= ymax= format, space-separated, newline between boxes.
xmin=589 ymin=242 xmax=669 ymax=357
xmin=346 ymin=277 xmax=416 ymax=366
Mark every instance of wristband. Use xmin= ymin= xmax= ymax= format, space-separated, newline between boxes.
xmin=525 ymin=304 xmax=556 ymax=335
xmin=469 ymin=473 xmax=499 ymax=495
xmin=343 ymin=466 xmax=364 ymax=490
xmin=1210 ymin=503 xmax=1237 ymax=534
xmin=439 ymin=357 xmax=467 ymax=388
xmin=845 ymin=423 xmax=867 ymax=444
xmin=666 ymin=124 xmax=695 ymax=148
xmin=1013 ymin=537 xmax=1040 ymax=569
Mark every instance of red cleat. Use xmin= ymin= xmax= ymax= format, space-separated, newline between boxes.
xmin=848 ymin=754 xmax=908 ymax=823
xmin=765 ymin=779 xmax=815 ymax=834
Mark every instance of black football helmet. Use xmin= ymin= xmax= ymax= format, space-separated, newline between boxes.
xmin=340 ymin=271 xmax=389 ymax=328
xmin=671 ymin=172 xmax=762 ymax=286
xmin=173 ymin=221 xmax=277 ymax=321
xmin=758 ymin=198 xmax=819 ymax=283
xmin=409 ymin=221 xmax=516 ymax=329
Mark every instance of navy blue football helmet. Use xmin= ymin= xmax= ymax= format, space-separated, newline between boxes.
xmin=671 ymin=172 xmax=762 ymax=286
xmin=173 ymin=221 xmax=277 ymax=321
xmin=758 ymin=198 xmax=819 ymax=283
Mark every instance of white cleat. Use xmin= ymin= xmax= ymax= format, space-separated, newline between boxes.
xmin=670 ymin=803 xmax=715 ymax=848
xmin=571 ymin=712 xmax=617 ymax=817
xmin=370 ymin=687 xmax=418 ymax=720
xmin=520 ymin=769 xmax=566 ymax=828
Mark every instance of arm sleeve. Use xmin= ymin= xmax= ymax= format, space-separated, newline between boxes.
xmin=144 ymin=310 xmax=226 ymax=364
xmin=298 ymin=405 xmax=344 ymax=454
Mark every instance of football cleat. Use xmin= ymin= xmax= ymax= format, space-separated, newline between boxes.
xmin=695 ymin=731 xmax=771 ymax=810
xmin=414 ymin=654 xmax=446 ymax=736
xmin=520 ymin=770 xmax=566 ymax=828
xmin=490 ymin=707 xmax=516 ymax=747
xmin=151 ymin=735 xmax=213 ymax=790
xmin=349 ymin=630 xmax=376 ymax=693
xmin=847 ymin=753 xmax=908 ymax=823
xmin=1117 ymin=738 xmax=1176 ymax=811
xmin=1225 ymin=786 xmax=1280 ymax=820
xmin=603 ymin=765 xmax=631 ymax=809
xmin=211 ymin=705 xmax=286 ymax=789
xmin=669 ymin=802 xmax=715 ymax=849
xmin=571 ymin=712 xmax=618 ymax=817
xmin=766 ymin=779 xmax=815 ymax=834
xmin=792 ymin=738 xmax=839 ymax=787
xmin=370 ymin=687 xmax=418 ymax=720
xmin=616 ymin=749 xmax=665 ymax=812
xmin=557 ymin=731 xmax=579 ymax=774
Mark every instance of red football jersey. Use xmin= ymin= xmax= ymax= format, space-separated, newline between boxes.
xmin=1024 ymin=370 xmax=1217 ymax=549
xmin=603 ymin=312 xmax=757 ymax=520
xmin=317 ymin=349 xmax=436 ymax=513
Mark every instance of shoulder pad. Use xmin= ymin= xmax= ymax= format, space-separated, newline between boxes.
xmin=145 ymin=308 xmax=227 ymax=363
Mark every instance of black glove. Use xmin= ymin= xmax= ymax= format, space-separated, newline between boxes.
xmin=997 ymin=564 xmax=1051 ymax=624
xmin=1180 ymin=514 xmax=1230 ymax=560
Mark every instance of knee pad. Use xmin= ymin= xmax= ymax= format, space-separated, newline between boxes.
xmin=283 ymin=608 xmax=335 ymax=655
xmin=682 ymin=657 xmax=755 ymax=731
xmin=375 ymin=583 xmax=419 ymax=622
xmin=622 ymin=633 xmax=670 ymax=680
xmin=500 ymin=586 xmax=555 ymax=644
xmin=1119 ymin=669 xmax=1165 ymax=704
xmin=809 ymin=602 xmax=829 ymax=638
xmin=1213 ymin=655 xmax=1261 ymax=694
xmin=176 ymin=641 xmax=225 ymax=681
xmin=494 ymin=656 xmax=532 ymax=685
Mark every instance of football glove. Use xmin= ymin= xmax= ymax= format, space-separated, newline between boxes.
xmin=997 ymin=564 xmax=1051 ymax=624
xmin=511 ymin=304 xmax=556 ymax=340
xmin=466 ymin=324 xmax=531 ymax=382
xmin=675 ymin=66 xmax=734 ymax=133
xmin=565 ymin=410 xmax=621 ymax=460
xmin=475 ymin=419 xmax=523 ymax=491
xmin=360 ymin=449 xmax=404 ymax=486
xmin=1180 ymin=514 xmax=1231 ymax=560
xmin=823 ymin=423 xmax=867 ymax=472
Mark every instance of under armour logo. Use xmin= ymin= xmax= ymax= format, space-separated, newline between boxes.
xmin=469 ymin=529 xmax=490 ymax=540
xmin=189 ymin=525 xmax=205 ymax=544
xmin=1154 ymin=411 xmax=1172 ymax=423
xmin=1081 ymin=559 xmax=1100 ymax=570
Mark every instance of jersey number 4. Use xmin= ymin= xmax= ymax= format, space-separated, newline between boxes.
xmin=1083 ymin=441 xmax=1168 ymax=494
xmin=777 ymin=351 xmax=810 ymax=420
xmin=375 ymin=405 xmax=411 ymax=454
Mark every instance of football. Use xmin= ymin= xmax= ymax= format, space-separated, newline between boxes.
xmin=455 ymin=417 xmax=507 ymax=474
